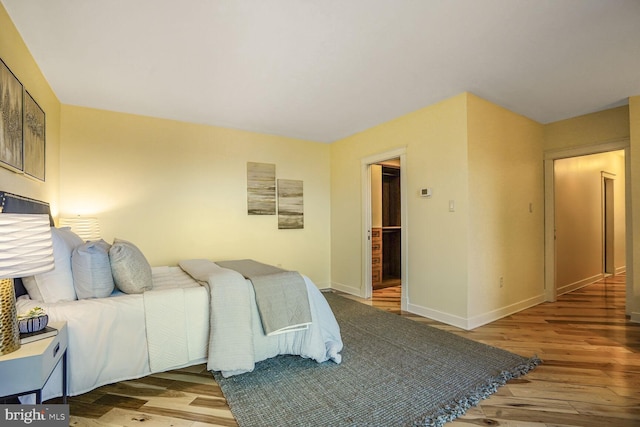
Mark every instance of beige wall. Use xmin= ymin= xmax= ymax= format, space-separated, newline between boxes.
xmin=543 ymin=105 xmax=637 ymax=318
xmin=466 ymin=94 xmax=545 ymax=322
xmin=331 ymin=93 xmax=545 ymax=328
xmin=0 ymin=4 xmax=60 ymax=211
xmin=554 ymin=151 xmax=626 ymax=292
xmin=630 ymin=96 xmax=640 ymax=321
xmin=59 ymin=105 xmax=332 ymax=286
xmin=544 ymin=106 xmax=630 ymax=151
xmin=331 ymin=94 xmax=469 ymax=321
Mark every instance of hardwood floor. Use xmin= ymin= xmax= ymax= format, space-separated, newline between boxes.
xmin=54 ymin=274 xmax=640 ymax=426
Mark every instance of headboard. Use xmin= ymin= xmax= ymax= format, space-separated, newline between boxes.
xmin=0 ymin=191 xmax=54 ymax=298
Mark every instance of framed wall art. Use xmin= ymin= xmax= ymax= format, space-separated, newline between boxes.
xmin=277 ymin=179 xmax=304 ymax=229
xmin=247 ymin=162 xmax=276 ymax=215
xmin=23 ymin=90 xmax=46 ymax=181
xmin=0 ymin=58 xmax=24 ymax=173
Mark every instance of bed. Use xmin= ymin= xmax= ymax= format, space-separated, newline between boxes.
xmin=1 ymin=191 xmax=343 ymax=402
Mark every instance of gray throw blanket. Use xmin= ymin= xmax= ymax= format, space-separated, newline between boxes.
xmin=215 ymin=259 xmax=312 ymax=336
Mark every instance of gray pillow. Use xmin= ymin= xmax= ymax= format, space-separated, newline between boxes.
xmin=109 ymin=238 xmax=153 ymax=294
xmin=72 ymin=239 xmax=115 ymax=299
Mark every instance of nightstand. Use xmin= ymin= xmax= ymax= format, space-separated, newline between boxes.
xmin=0 ymin=321 xmax=67 ymax=404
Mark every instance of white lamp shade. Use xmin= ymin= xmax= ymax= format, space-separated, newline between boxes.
xmin=0 ymin=214 xmax=55 ymax=278
xmin=59 ymin=217 xmax=101 ymax=241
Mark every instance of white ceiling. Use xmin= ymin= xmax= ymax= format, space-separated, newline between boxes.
xmin=3 ymin=0 xmax=640 ymax=143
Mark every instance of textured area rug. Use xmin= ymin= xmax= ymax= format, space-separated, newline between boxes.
xmin=213 ymin=292 xmax=540 ymax=427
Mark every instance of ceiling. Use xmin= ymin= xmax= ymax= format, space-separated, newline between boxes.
xmin=3 ymin=0 xmax=640 ymax=143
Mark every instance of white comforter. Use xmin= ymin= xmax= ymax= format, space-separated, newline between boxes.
xmin=15 ymin=267 xmax=208 ymax=402
xmin=15 ymin=263 xmax=343 ymax=401
xmin=179 ymin=259 xmax=343 ymax=377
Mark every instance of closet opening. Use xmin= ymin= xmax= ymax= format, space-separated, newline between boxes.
xmin=371 ymin=161 xmax=401 ymax=290
xmin=361 ymin=147 xmax=407 ymax=311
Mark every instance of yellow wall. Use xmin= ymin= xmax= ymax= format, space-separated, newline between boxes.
xmin=331 ymin=94 xmax=470 ymax=322
xmin=59 ymin=105 xmax=332 ymax=286
xmin=0 ymin=4 xmax=60 ymax=211
xmin=466 ymin=94 xmax=545 ymax=321
xmin=330 ymin=93 xmax=545 ymax=328
xmin=544 ymin=105 xmax=630 ymax=151
xmin=544 ymin=104 xmax=638 ymax=318
xmin=554 ymin=151 xmax=626 ymax=291
xmin=630 ymin=96 xmax=640 ymax=321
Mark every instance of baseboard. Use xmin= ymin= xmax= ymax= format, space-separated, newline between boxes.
xmin=615 ymin=266 xmax=626 ymax=275
xmin=406 ymin=303 xmax=469 ymax=330
xmin=407 ymin=293 xmax=547 ymax=331
xmin=330 ymin=281 xmax=363 ymax=298
xmin=630 ymin=312 xmax=640 ymax=324
xmin=466 ymin=293 xmax=547 ymax=330
xmin=557 ymin=273 xmax=603 ymax=296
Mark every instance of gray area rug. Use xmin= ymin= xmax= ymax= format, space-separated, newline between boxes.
xmin=213 ymin=292 xmax=541 ymax=427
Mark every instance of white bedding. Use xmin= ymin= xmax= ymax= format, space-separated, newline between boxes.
xmin=16 ymin=267 xmax=208 ymax=402
xmin=179 ymin=259 xmax=343 ymax=377
xmin=15 ymin=263 xmax=343 ymax=401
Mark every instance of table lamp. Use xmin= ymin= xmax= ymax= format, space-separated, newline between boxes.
xmin=59 ymin=216 xmax=101 ymax=241
xmin=0 ymin=213 xmax=54 ymax=355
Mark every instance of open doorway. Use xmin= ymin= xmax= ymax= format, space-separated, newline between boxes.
xmin=361 ymin=148 xmax=407 ymax=311
xmin=371 ymin=160 xmax=401 ymax=290
xmin=553 ymin=151 xmax=625 ymax=295
xmin=544 ymin=141 xmax=631 ymax=313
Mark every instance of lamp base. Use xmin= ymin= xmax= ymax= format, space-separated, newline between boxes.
xmin=0 ymin=278 xmax=21 ymax=355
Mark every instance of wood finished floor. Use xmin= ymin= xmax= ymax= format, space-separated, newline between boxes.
xmin=52 ymin=274 xmax=640 ymax=426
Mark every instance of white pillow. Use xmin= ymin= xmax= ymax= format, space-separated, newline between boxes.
xmin=109 ymin=238 xmax=153 ymax=294
xmin=22 ymin=227 xmax=83 ymax=303
xmin=72 ymin=239 xmax=115 ymax=299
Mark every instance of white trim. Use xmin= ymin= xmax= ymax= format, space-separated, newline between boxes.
xmin=467 ymin=293 xmax=548 ymax=330
xmin=408 ymin=293 xmax=547 ymax=331
xmin=556 ymin=273 xmax=604 ymax=297
xmin=330 ymin=281 xmax=362 ymax=297
xmin=406 ymin=303 xmax=469 ymax=330
xmin=360 ymin=147 xmax=408 ymax=309
xmin=361 ymin=163 xmax=373 ymax=299
xmin=543 ymin=138 xmax=631 ymax=309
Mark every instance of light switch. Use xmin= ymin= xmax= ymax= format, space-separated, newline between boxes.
xmin=449 ymin=200 xmax=455 ymax=212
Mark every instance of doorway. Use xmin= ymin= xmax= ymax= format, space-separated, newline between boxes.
xmin=602 ymin=173 xmax=615 ymax=275
xmin=371 ymin=160 xmax=401 ymax=290
xmin=544 ymin=141 xmax=631 ymax=314
xmin=361 ymin=148 xmax=408 ymax=310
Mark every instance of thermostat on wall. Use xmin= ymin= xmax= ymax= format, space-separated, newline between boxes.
xmin=420 ymin=188 xmax=432 ymax=198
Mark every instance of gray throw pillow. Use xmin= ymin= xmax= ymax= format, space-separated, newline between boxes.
xmin=109 ymin=238 xmax=153 ymax=294
xmin=72 ymin=239 xmax=115 ymax=299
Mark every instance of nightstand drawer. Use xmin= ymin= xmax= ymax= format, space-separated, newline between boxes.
xmin=0 ymin=321 xmax=67 ymax=398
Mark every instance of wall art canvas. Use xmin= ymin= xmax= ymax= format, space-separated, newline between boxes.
xmin=0 ymin=58 xmax=23 ymax=172
xmin=278 ymin=179 xmax=304 ymax=229
xmin=23 ymin=91 xmax=45 ymax=181
xmin=247 ymin=162 xmax=276 ymax=215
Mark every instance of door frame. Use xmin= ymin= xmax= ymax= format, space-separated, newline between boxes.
xmin=543 ymin=139 xmax=632 ymax=313
xmin=602 ymin=172 xmax=616 ymax=275
xmin=361 ymin=147 xmax=408 ymax=310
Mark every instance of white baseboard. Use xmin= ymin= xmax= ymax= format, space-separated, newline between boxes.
xmin=407 ymin=293 xmax=547 ymax=331
xmin=630 ymin=312 xmax=640 ymax=324
xmin=330 ymin=281 xmax=363 ymax=298
xmin=557 ymin=273 xmax=603 ymax=296
xmin=406 ymin=303 xmax=469 ymax=330
xmin=466 ymin=293 xmax=547 ymax=330
xmin=615 ymin=266 xmax=626 ymax=275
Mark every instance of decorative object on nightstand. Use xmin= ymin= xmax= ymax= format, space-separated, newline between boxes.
xmin=17 ymin=306 xmax=49 ymax=333
xmin=0 ymin=213 xmax=54 ymax=355
xmin=59 ymin=216 xmax=100 ymax=241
